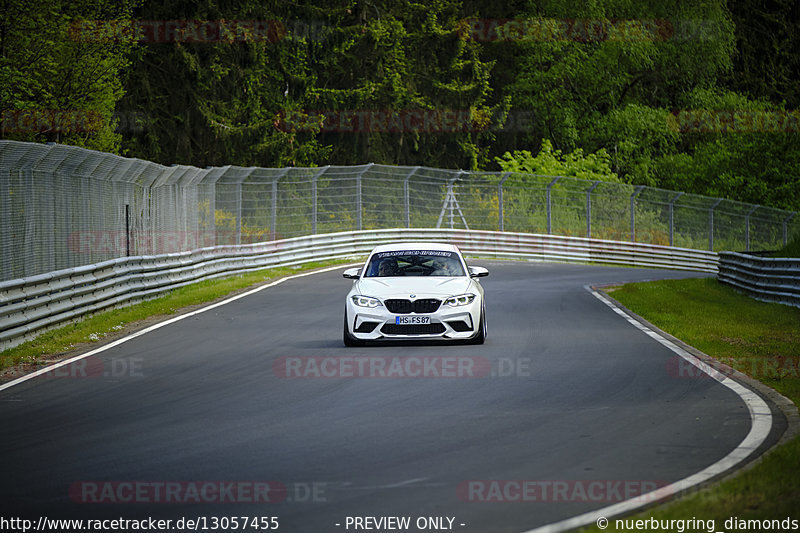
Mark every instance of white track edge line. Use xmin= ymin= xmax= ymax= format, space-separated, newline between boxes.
xmin=520 ymin=286 xmax=774 ymax=533
xmin=0 ymin=264 xmax=358 ymax=393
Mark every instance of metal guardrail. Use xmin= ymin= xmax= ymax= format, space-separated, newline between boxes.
xmin=718 ymin=251 xmax=800 ymax=308
xmin=0 ymin=229 xmax=718 ymax=352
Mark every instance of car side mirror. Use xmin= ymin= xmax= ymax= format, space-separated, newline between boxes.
xmin=343 ymin=267 xmax=361 ymax=280
xmin=469 ymin=266 xmax=489 ymax=278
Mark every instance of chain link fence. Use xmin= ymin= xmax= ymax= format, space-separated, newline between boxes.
xmin=1 ymin=140 xmax=798 ymax=282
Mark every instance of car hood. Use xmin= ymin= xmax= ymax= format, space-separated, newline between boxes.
xmin=356 ymin=277 xmax=473 ymax=298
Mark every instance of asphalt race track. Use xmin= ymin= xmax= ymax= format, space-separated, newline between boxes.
xmin=0 ymin=262 xmax=785 ymax=532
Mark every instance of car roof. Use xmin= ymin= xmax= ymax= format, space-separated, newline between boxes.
xmin=368 ymin=242 xmax=461 ymax=254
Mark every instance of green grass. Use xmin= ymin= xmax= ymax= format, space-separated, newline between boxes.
xmin=579 ymin=278 xmax=800 ymax=531
xmin=0 ymin=259 xmax=355 ymax=373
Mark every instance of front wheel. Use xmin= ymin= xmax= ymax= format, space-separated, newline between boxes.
xmin=343 ymin=310 xmax=365 ymax=347
xmin=468 ymin=304 xmax=487 ymax=345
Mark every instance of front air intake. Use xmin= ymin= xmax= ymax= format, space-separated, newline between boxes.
xmin=384 ymin=299 xmax=441 ymax=314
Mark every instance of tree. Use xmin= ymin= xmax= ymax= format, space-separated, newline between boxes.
xmin=723 ymin=0 xmax=800 ymax=108
xmin=0 ymin=0 xmax=137 ymax=152
xmin=495 ymin=138 xmax=619 ymax=182
xmin=118 ymin=0 xmax=500 ymax=169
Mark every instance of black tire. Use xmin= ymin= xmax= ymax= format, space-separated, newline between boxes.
xmin=343 ymin=310 xmax=365 ymax=347
xmin=468 ymin=304 xmax=487 ymax=345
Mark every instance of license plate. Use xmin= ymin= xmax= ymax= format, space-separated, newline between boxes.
xmin=395 ymin=316 xmax=431 ymax=325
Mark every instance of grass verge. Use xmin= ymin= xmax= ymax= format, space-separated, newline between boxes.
xmin=0 ymin=258 xmax=355 ymax=376
xmin=579 ymin=277 xmax=800 ymax=531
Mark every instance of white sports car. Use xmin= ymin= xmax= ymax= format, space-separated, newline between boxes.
xmin=342 ymin=243 xmax=488 ymax=346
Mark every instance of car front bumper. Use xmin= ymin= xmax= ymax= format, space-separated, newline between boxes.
xmin=345 ymin=297 xmax=482 ymax=341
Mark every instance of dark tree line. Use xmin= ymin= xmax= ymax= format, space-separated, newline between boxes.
xmin=1 ymin=0 xmax=798 ymax=210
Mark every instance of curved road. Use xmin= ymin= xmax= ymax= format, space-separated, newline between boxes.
xmin=0 ymin=262 xmax=784 ymax=532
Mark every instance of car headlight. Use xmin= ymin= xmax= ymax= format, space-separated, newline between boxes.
xmin=351 ymin=295 xmax=383 ymax=308
xmin=444 ymin=294 xmax=476 ymax=307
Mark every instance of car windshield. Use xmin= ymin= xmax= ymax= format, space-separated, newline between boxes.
xmin=365 ymin=250 xmax=465 ymax=277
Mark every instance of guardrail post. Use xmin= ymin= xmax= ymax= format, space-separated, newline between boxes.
xmin=784 ymin=212 xmax=796 ymax=247
xmin=271 ymin=168 xmax=290 ymax=241
xmin=311 ymin=166 xmax=329 ymax=235
xmin=630 ymin=186 xmax=645 ymax=242
xmin=546 ymin=177 xmax=560 ymax=234
xmin=709 ymin=198 xmax=723 ymax=251
xmin=745 ymin=205 xmax=758 ymax=252
xmin=498 ymin=172 xmax=511 ymax=232
xmin=586 ymin=181 xmax=599 ymax=238
xmin=668 ymin=192 xmax=683 ymax=246
xmin=404 ymin=166 xmax=419 ymax=228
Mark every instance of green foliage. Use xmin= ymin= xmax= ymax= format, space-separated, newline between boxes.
xmin=0 ymin=0 xmax=137 ymax=152
xmin=589 ymin=104 xmax=680 ymax=186
xmin=723 ymin=0 xmax=800 ymax=109
xmin=776 ymin=234 xmax=800 ymax=258
xmin=654 ymin=88 xmax=800 ymax=210
xmin=495 ymin=139 xmax=620 ymax=182
xmin=118 ymin=0 xmax=499 ymax=169
xmin=493 ymin=0 xmax=735 ymax=152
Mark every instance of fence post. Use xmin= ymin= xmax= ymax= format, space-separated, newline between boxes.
xmin=630 ymin=186 xmax=645 ymax=242
xmin=668 ymin=192 xmax=683 ymax=246
xmin=784 ymin=212 xmax=796 ymax=247
xmin=586 ymin=181 xmax=600 ymax=238
xmin=709 ymin=198 xmax=722 ymax=251
xmin=404 ymin=166 xmax=419 ymax=228
xmin=745 ymin=205 xmax=758 ymax=252
xmin=311 ymin=166 xmax=329 ymax=235
xmin=209 ymin=175 xmax=216 ymax=247
xmin=355 ymin=163 xmax=374 ymax=232
xmin=0 ymin=170 xmax=9 ymax=279
xmin=24 ymin=168 xmax=35 ymax=277
xmin=233 ymin=170 xmax=254 ymax=246
xmin=125 ymin=204 xmax=130 ymax=256
xmin=498 ymin=172 xmax=511 ymax=232
xmin=235 ymin=184 xmax=241 ymax=246
xmin=271 ymin=168 xmax=290 ymax=240
xmin=546 ymin=177 xmax=560 ymax=234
